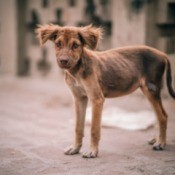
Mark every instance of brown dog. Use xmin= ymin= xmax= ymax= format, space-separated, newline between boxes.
xmin=36 ymin=24 xmax=175 ymax=158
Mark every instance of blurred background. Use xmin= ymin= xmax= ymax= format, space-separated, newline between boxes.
xmin=0 ymin=1 xmax=175 ymax=174
xmin=0 ymin=0 xmax=175 ymax=81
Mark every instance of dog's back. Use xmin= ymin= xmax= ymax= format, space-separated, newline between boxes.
xmin=91 ymin=46 xmax=167 ymax=98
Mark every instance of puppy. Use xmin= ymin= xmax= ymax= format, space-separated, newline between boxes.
xmin=36 ymin=24 xmax=175 ymax=158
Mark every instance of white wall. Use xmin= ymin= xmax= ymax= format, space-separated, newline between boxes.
xmin=111 ymin=0 xmax=146 ymax=48
xmin=0 ymin=0 xmax=17 ymax=75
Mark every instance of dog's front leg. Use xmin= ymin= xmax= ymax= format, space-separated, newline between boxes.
xmin=83 ymin=97 xmax=104 ymax=158
xmin=65 ymin=96 xmax=88 ymax=155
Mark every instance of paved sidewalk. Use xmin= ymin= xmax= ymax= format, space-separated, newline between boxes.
xmin=0 ymin=76 xmax=175 ymax=175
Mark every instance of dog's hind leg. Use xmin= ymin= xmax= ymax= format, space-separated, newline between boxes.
xmin=140 ymin=79 xmax=168 ymax=150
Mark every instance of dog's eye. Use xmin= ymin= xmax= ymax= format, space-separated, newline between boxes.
xmin=72 ymin=43 xmax=79 ymax=49
xmin=56 ymin=41 xmax=62 ymax=47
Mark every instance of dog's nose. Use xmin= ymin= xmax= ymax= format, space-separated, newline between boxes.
xmin=60 ymin=59 xmax=68 ymax=66
xmin=58 ymin=56 xmax=69 ymax=66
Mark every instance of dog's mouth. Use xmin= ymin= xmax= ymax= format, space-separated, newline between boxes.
xmin=59 ymin=64 xmax=71 ymax=69
xmin=57 ymin=57 xmax=80 ymax=70
xmin=57 ymin=59 xmax=71 ymax=69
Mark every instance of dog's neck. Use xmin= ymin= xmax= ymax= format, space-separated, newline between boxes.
xmin=67 ymin=48 xmax=93 ymax=79
xmin=68 ymin=58 xmax=82 ymax=76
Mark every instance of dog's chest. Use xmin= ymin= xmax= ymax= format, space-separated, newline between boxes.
xmin=73 ymin=80 xmax=87 ymax=97
xmin=65 ymin=72 xmax=87 ymax=97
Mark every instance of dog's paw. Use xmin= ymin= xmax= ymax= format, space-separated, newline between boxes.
xmin=153 ymin=142 xmax=166 ymax=151
xmin=64 ymin=146 xmax=80 ymax=155
xmin=148 ymin=138 xmax=157 ymax=145
xmin=82 ymin=150 xmax=98 ymax=158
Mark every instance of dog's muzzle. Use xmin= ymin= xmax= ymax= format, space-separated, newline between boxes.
xmin=57 ymin=56 xmax=70 ymax=68
xmin=60 ymin=59 xmax=68 ymax=66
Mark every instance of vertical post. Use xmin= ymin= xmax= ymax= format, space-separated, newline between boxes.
xmin=16 ymin=0 xmax=27 ymax=75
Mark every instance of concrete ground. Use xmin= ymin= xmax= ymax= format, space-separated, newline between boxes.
xmin=0 ymin=76 xmax=175 ymax=175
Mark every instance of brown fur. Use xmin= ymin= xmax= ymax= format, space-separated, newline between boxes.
xmin=36 ymin=24 xmax=175 ymax=158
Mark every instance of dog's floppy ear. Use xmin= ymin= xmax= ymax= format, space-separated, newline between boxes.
xmin=35 ymin=24 xmax=60 ymax=46
xmin=79 ymin=25 xmax=103 ymax=50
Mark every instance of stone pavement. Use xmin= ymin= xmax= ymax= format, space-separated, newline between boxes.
xmin=0 ymin=76 xmax=175 ymax=175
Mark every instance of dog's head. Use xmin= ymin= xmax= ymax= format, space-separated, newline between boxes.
xmin=35 ymin=24 xmax=103 ymax=69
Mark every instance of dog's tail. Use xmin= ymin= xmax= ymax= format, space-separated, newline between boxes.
xmin=166 ymin=58 xmax=175 ymax=99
